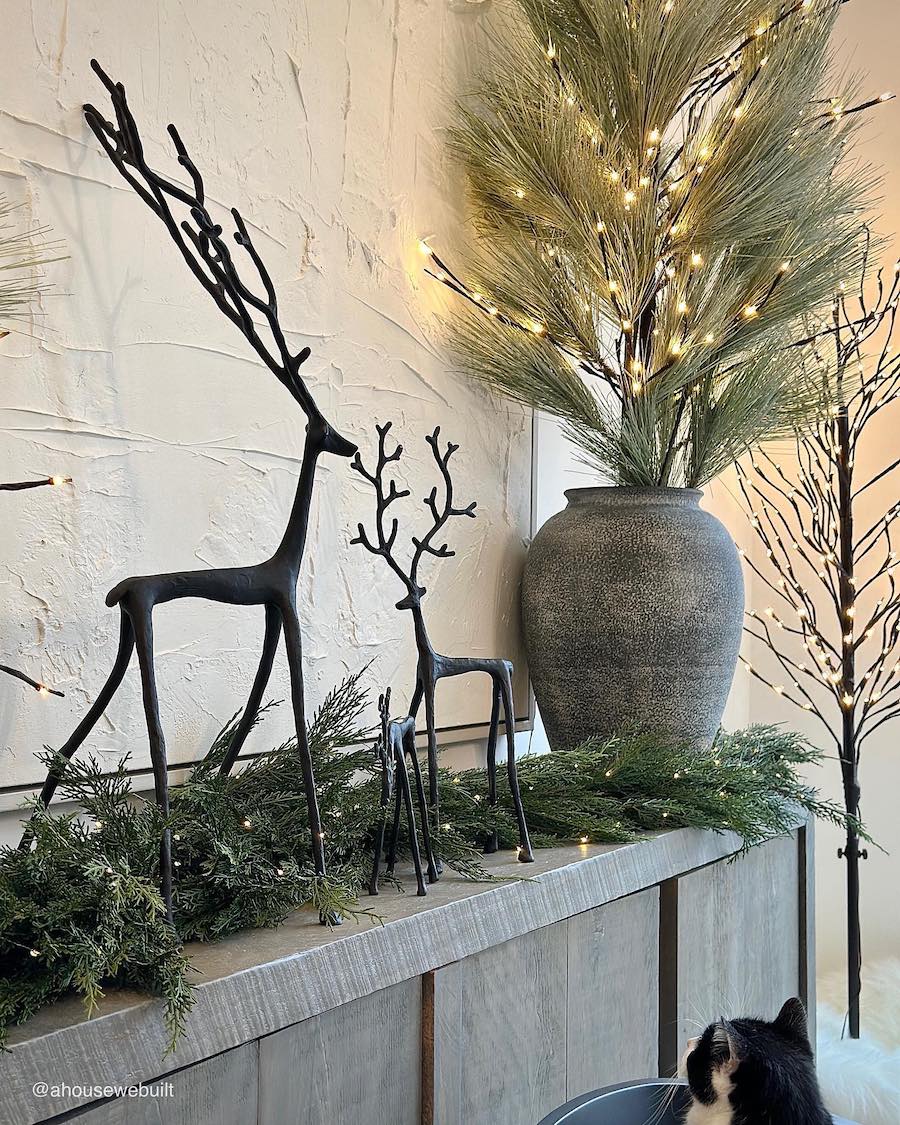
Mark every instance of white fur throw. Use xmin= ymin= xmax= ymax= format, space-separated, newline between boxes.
xmin=817 ymin=959 xmax=900 ymax=1125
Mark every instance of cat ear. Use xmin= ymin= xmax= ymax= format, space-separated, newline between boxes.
xmin=712 ymin=1020 xmax=741 ymax=1062
xmin=774 ymin=997 xmax=809 ymax=1042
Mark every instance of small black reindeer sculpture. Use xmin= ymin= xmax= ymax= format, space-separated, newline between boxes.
xmin=351 ymin=423 xmax=533 ymax=866
xmin=370 ymin=688 xmax=438 ymax=896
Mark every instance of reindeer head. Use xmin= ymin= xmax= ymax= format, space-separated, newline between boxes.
xmin=350 ymin=422 xmax=477 ymax=614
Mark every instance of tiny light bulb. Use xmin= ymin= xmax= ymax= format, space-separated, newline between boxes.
xmin=670 ymin=339 xmax=684 ymax=357
xmin=596 ymin=219 xmax=605 ymax=233
xmin=29 ymin=948 xmax=40 ymax=958
xmin=743 ymin=304 xmax=759 ymax=319
xmin=677 ymin=300 xmax=689 ymax=314
xmin=580 ymin=835 xmax=589 ymax=844
xmin=704 ymin=332 xmax=715 ymax=344
xmin=608 ymin=169 xmax=620 ymax=183
xmin=880 ymin=92 xmax=895 ymax=102
xmin=37 ymin=684 xmax=49 ymax=698
xmin=609 ymin=280 xmax=619 ymax=293
xmin=733 ymin=104 xmax=745 ymax=120
xmin=242 ymin=818 xmax=252 ymax=829
xmin=622 ymin=318 xmax=633 ymax=331
xmin=514 ymin=188 xmax=525 ymax=199
xmin=50 ymin=475 xmax=68 ymax=487
xmin=639 ymin=175 xmax=650 ymax=187
xmin=276 ymin=867 xmax=284 ymax=876
xmin=623 ymin=189 xmax=637 ymax=205
xmin=648 ymin=128 xmax=661 ymax=143
xmin=546 ymin=39 xmax=556 ymax=60
xmin=690 ymin=252 xmax=703 ymax=268
xmin=417 ymin=240 xmax=432 ymax=257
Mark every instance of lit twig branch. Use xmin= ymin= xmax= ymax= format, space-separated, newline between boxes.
xmin=742 ymin=230 xmax=900 ymax=1037
xmin=1 ymin=475 xmax=71 ymax=698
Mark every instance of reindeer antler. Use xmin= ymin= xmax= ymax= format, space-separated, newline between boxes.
xmin=410 ymin=427 xmax=477 ymax=587
xmin=350 ymin=423 xmax=477 ymax=602
xmin=350 ymin=422 xmax=417 ymax=595
xmin=376 ymin=687 xmax=392 ymax=767
xmin=83 ymin=60 xmax=352 ymax=456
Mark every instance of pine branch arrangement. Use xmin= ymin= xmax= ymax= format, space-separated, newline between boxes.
xmin=425 ymin=0 xmax=888 ymax=487
xmin=738 ymin=233 xmax=900 ymax=1035
xmin=1 ymin=668 xmax=860 ymax=1051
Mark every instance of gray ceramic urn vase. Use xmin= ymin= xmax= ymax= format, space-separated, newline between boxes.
xmin=522 ymin=486 xmax=744 ymax=749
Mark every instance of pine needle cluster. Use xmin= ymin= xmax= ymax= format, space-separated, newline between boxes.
xmin=0 ymin=194 xmax=61 ymax=337
xmin=438 ymin=0 xmax=879 ymax=486
xmin=0 ymin=671 xmax=861 ymax=1051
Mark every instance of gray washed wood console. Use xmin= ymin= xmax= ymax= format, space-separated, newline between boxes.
xmin=1 ymin=823 xmax=813 ymax=1125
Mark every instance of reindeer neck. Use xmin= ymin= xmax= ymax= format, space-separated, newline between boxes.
xmin=271 ymin=425 xmax=323 ymax=571
xmin=409 ymin=603 xmax=435 ymax=656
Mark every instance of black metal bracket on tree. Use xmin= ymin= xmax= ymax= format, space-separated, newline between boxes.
xmin=21 ymin=61 xmax=357 ymax=925
xmin=350 ymin=422 xmax=534 ymax=868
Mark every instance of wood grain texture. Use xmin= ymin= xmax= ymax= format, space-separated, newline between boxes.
xmin=674 ymin=834 xmax=800 ymax=1050
xmin=565 ymin=889 xmax=660 ymax=1097
xmin=257 ymin=979 xmax=420 ymax=1125
xmin=432 ymin=923 xmax=568 ymax=1125
xmin=64 ymin=1042 xmax=257 ymax=1124
xmin=2 ymin=824 xmax=808 ymax=1124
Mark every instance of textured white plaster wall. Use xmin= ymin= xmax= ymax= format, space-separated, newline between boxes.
xmin=0 ymin=0 xmax=533 ymax=801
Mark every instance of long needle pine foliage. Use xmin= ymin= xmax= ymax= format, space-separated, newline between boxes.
xmin=430 ymin=0 xmax=882 ymax=486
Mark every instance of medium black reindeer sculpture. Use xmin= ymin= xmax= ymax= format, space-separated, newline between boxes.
xmin=370 ymin=688 xmax=438 ymax=896
xmin=351 ymin=423 xmax=534 ymax=866
xmin=21 ymin=61 xmax=357 ymax=921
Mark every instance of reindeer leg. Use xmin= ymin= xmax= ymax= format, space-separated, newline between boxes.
xmin=217 ymin=603 xmax=282 ymax=775
xmin=369 ymin=745 xmax=393 ymax=896
xmin=131 ymin=604 xmax=176 ymax=920
xmin=281 ymin=601 xmax=338 ymax=925
xmin=498 ymin=665 xmax=533 ymax=863
xmin=484 ymin=677 xmax=501 ymax=854
xmin=20 ymin=607 xmax=135 ymax=850
xmin=397 ymin=741 xmax=427 ymax=896
xmin=409 ymin=676 xmax=424 ymax=719
xmin=385 ymin=781 xmax=403 ymax=876
xmin=422 ymin=677 xmax=443 ymax=873
xmin=405 ymin=726 xmax=439 ymax=884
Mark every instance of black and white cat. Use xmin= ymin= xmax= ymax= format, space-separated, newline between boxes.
xmin=681 ymin=998 xmax=832 ymax=1125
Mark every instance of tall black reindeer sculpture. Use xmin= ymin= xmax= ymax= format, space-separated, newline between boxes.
xmin=350 ymin=423 xmax=533 ymax=865
xmin=21 ymin=61 xmax=357 ymax=921
xmin=369 ymin=688 xmax=438 ymax=897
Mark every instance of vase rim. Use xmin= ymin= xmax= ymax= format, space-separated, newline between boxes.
xmin=564 ymin=485 xmax=703 ymax=506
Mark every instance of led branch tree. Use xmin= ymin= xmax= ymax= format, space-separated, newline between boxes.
xmin=739 ymin=236 xmax=900 ymax=1038
xmin=421 ymin=0 xmax=890 ymax=489
xmin=1 ymin=195 xmax=68 ymax=699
